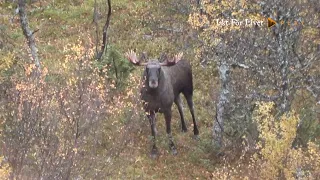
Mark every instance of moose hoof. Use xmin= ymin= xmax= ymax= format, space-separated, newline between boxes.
xmin=171 ymin=148 xmax=178 ymax=156
xmin=170 ymin=146 xmax=178 ymax=155
xmin=181 ymin=127 xmax=188 ymax=133
xmin=193 ymin=135 xmax=200 ymax=141
xmin=150 ymin=148 xmax=158 ymax=159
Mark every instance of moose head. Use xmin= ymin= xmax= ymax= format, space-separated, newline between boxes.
xmin=125 ymin=50 xmax=183 ymax=89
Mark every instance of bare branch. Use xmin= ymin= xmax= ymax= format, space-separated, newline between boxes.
xmin=18 ymin=0 xmax=41 ymax=69
xmin=96 ymin=0 xmax=112 ymax=60
xmin=231 ymin=63 xmax=250 ymax=69
xmin=93 ymin=0 xmax=99 ymax=56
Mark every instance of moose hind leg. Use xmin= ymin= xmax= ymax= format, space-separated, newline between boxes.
xmin=185 ymin=94 xmax=199 ymax=136
xmin=164 ymin=110 xmax=177 ymax=155
xmin=147 ymin=111 xmax=158 ymax=158
xmin=174 ymin=95 xmax=187 ymax=132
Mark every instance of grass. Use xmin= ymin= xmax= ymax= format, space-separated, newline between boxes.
xmin=113 ymin=129 xmax=215 ymax=179
xmin=5 ymin=1 xmax=319 ymax=179
xmin=0 ymin=1 xmax=222 ymax=178
xmin=98 ymin=102 xmax=219 ymax=179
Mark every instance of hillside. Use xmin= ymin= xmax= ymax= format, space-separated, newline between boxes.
xmin=0 ymin=0 xmax=319 ymax=179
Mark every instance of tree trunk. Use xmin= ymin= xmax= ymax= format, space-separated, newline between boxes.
xmin=213 ymin=62 xmax=230 ymax=148
xmin=96 ymin=0 xmax=112 ymax=60
xmin=18 ymin=0 xmax=41 ymax=69
xmin=277 ymin=31 xmax=290 ymax=113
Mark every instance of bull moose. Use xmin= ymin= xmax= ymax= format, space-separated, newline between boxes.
xmin=125 ymin=50 xmax=199 ymax=158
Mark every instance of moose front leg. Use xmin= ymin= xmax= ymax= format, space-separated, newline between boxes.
xmin=164 ymin=110 xmax=177 ymax=155
xmin=147 ymin=111 xmax=158 ymax=158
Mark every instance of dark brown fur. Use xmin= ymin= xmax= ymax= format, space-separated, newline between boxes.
xmin=140 ymin=59 xmax=199 ymax=158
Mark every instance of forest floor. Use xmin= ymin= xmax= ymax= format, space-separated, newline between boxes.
xmin=104 ymin=111 xmax=244 ymax=180
xmin=113 ymin=124 xmax=216 ymax=179
xmin=2 ymin=1 xmax=319 ymax=179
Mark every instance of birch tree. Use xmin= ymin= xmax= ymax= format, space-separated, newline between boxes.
xmin=17 ymin=0 xmax=40 ymax=70
xmin=189 ymin=0 xmax=320 ymax=148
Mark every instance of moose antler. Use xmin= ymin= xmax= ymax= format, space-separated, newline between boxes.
xmin=125 ymin=50 xmax=147 ymax=66
xmin=160 ymin=52 xmax=183 ymax=66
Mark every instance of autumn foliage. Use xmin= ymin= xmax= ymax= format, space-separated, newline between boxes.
xmin=0 ymin=0 xmax=319 ymax=179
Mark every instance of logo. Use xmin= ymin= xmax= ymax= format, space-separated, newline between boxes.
xmin=267 ymin=18 xmax=277 ymax=27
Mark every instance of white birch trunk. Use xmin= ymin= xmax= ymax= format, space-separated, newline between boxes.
xmin=213 ymin=62 xmax=230 ymax=148
xmin=18 ymin=0 xmax=41 ymax=69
